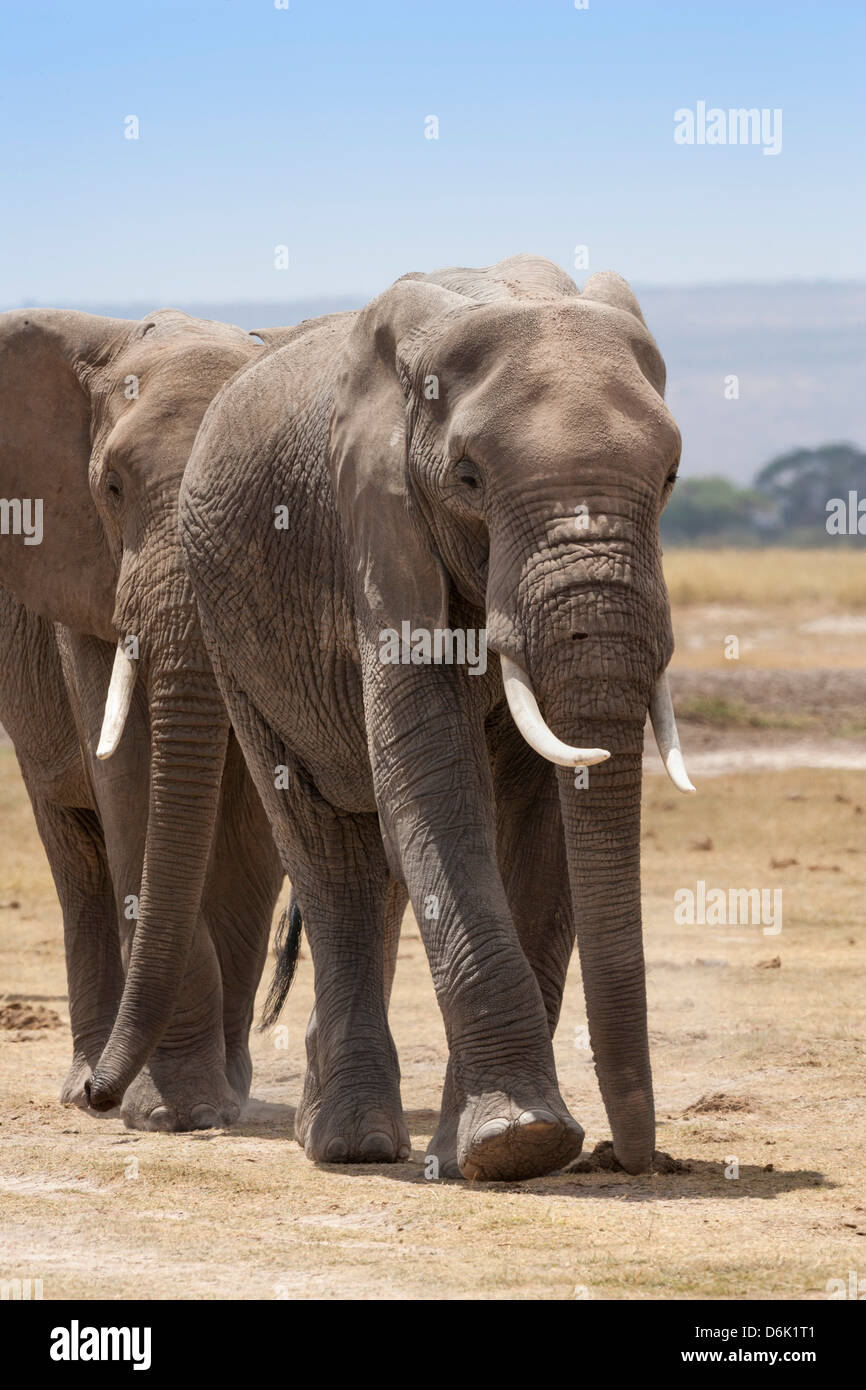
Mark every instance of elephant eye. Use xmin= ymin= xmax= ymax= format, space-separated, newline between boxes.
xmin=105 ymin=470 xmax=123 ymax=502
xmin=455 ymin=458 xmax=482 ymax=491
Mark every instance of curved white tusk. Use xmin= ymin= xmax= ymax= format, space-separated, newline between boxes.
xmin=500 ymin=655 xmax=610 ymax=768
xmin=649 ymin=670 xmax=695 ymax=794
xmin=96 ymin=642 xmax=138 ymax=761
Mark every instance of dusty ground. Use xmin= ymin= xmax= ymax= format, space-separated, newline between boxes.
xmin=2 ymin=739 xmax=864 ymax=1300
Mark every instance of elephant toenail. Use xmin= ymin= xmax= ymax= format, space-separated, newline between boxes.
xmin=190 ymin=1104 xmax=220 ymax=1130
xmin=440 ymin=1159 xmax=462 ymax=1180
xmin=148 ymin=1106 xmax=176 ymax=1132
xmin=517 ymin=1109 xmax=558 ymax=1129
xmin=473 ymin=1118 xmax=511 ymax=1145
xmin=325 ymin=1137 xmax=349 ymax=1162
xmin=359 ymin=1131 xmax=394 ymax=1160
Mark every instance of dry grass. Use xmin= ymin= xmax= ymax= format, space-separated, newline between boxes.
xmin=1 ymin=749 xmax=864 ymax=1300
xmin=664 ymin=549 xmax=866 ymax=610
xmin=661 ymin=549 xmax=866 ymax=670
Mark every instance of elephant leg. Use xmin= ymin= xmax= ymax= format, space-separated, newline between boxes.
xmin=102 ymin=817 xmax=239 ymax=1134
xmin=63 ymin=632 xmax=239 ymax=1131
xmin=28 ymin=796 xmax=125 ymax=1111
xmin=116 ymin=915 xmax=239 ymax=1132
xmin=201 ymin=732 xmax=284 ymax=1102
xmin=291 ymin=819 xmax=408 ymax=1165
xmin=0 ymin=595 xmax=124 ymax=1111
xmin=300 ymin=873 xmax=406 ymax=1120
xmin=363 ymin=648 xmax=582 ymax=1183
xmin=100 ymin=811 xmax=238 ymax=1133
xmin=428 ymin=713 xmax=576 ymax=1177
xmin=207 ymin=678 xmax=407 ymax=1162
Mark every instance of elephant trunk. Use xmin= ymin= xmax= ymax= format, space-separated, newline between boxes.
xmin=86 ymin=664 xmax=229 ymax=1110
xmin=556 ymin=739 xmax=654 ymax=1173
xmin=507 ymin=604 xmax=670 ymax=1174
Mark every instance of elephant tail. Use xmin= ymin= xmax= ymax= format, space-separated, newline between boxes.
xmin=260 ymin=895 xmax=303 ymax=1028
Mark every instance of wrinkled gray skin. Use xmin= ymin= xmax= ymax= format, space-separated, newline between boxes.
xmin=180 ymin=257 xmax=682 ymax=1179
xmin=0 ymin=309 xmax=283 ymax=1129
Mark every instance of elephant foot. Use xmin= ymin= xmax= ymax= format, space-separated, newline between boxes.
xmin=295 ymin=1068 xmax=409 ymax=1164
xmin=118 ymin=1050 xmax=241 ymax=1132
xmin=294 ymin=1007 xmax=408 ymax=1163
xmin=61 ymin=1048 xmax=119 ymax=1119
xmin=456 ymin=1091 xmax=584 ymax=1182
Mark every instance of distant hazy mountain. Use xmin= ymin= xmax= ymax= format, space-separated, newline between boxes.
xmin=12 ymin=283 xmax=865 ymax=486
xmin=638 ymin=283 xmax=866 ymax=484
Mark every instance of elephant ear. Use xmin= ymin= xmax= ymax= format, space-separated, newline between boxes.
xmin=0 ymin=309 xmax=132 ymax=636
xmin=329 ymin=279 xmax=464 ymax=633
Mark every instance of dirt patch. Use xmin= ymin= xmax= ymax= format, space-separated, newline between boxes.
xmin=569 ymin=1142 xmax=692 ymax=1175
xmin=684 ymin=1093 xmax=755 ymax=1116
xmin=0 ymin=1000 xmax=63 ymax=1031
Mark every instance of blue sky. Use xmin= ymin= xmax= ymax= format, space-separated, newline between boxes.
xmin=1 ymin=0 xmax=863 ymax=304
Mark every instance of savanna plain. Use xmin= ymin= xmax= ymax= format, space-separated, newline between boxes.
xmin=1 ymin=549 xmax=864 ymax=1299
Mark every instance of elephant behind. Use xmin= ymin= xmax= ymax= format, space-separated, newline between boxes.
xmin=0 ymin=308 xmax=284 ymax=1129
xmin=179 ymin=257 xmax=694 ymax=1179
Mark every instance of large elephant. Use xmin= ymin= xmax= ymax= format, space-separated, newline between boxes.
xmin=179 ymin=257 xmax=694 ymax=1179
xmin=0 ymin=308 xmax=284 ymax=1129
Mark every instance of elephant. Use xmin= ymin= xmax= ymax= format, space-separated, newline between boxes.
xmin=0 ymin=307 xmax=284 ymax=1130
xmin=178 ymin=255 xmax=694 ymax=1180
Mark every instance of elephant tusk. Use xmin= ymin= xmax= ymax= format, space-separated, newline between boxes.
xmin=649 ymin=670 xmax=695 ymax=794
xmin=500 ymin=655 xmax=610 ymax=769
xmin=96 ymin=642 xmax=138 ymax=760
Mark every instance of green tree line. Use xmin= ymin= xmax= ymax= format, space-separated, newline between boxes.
xmin=662 ymin=444 xmax=866 ymax=546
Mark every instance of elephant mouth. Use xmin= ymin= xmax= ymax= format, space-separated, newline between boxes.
xmin=500 ymin=653 xmax=695 ymax=794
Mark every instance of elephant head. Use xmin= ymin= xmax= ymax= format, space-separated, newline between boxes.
xmin=329 ymin=256 xmax=693 ymax=1171
xmin=0 ymin=307 xmax=262 ymax=1109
